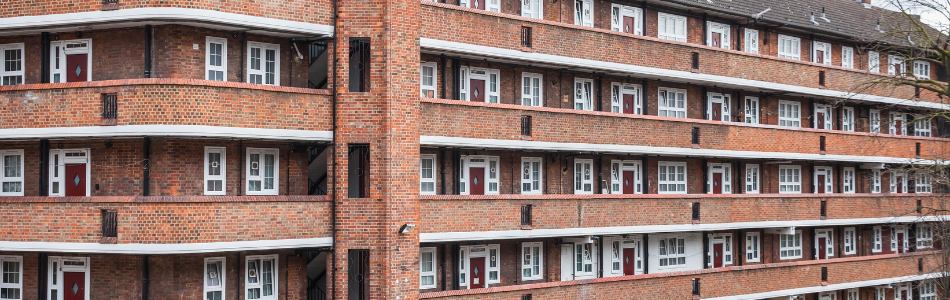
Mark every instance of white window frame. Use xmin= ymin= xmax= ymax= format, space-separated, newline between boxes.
xmin=574 ymin=78 xmax=594 ymax=111
xmin=841 ymin=46 xmax=854 ymax=69
xmin=777 ymin=35 xmax=801 ymax=60
xmin=706 ymin=21 xmax=730 ymax=49
xmin=205 ymin=37 xmax=228 ymax=81
xmin=50 ymin=39 xmax=93 ymax=83
xmin=779 ymin=230 xmax=803 ymax=259
xmin=843 ymin=167 xmax=855 ymax=194
xmin=744 ymin=28 xmax=759 ymax=54
xmin=744 ymin=96 xmax=759 ymax=124
xmin=522 ymin=72 xmax=543 ymax=107
xmin=846 ymin=289 xmax=858 ymax=300
xmin=521 ymin=157 xmax=543 ymax=195
xmin=658 ymin=13 xmax=687 ymax=42
xmin=778 ymin=100 xmax=801 ymax=127
xmin=658 ymin=88 xmax=687 ymax=118
xmin=875 ymin=287 xmax=886 ymax=300
xmin=246 ymin=42 xmax=280 ymax=86
xmin=458 ymin=244 xmax=501 ymax=287
xmin=890 ymin=112 xmax=907 ymax=135
xmin=745 ymin=232 xmax=760 ymax=263
xmin=813 ymin=166 xmax=834 ymax=193
xmin=245 ymin=148 xmax=279 ymax=195
xmin=888 ymin=55 xmax=905 ymax=76
xmin=813 ymin=104 xmax=833 ymax=130
xmin=870 ymin=109 xmax=881 ymax=134
xmin=890 ymin=170 xmax=907 ymax=194
xmin=459 ymin=66 xmax=500 ymax=103
xmin=521 ymin=242 xmax=543 ymax=281
xmin=0 ymin=150 xmax=24 ymax=197
xmin=843 ymin=227 xmax=856 ymax=255
xmin=245 ymin=254 xmax=278 ymax=300
xmin=573 ymin=0 xmax=593 ymax=27
xmin=610 ymin=160 xmax=643 ymax=194
xmin=871 ymin=170 xmax=882 ymax=194
xmin=420 ymin=154 xmax=437 ymax=195
xmin=869 ymin=51 xmax=880 ymax=73
xmin=891 ymin=226 xmax=909 ymax=253
xmin=421 ymin=62 xmax=438 ymax=98
xmin=574 ymin=158 xmax=594 ymax=195
xmin=657 ymin=236 xmax=687 ymax=269
xmin=204 ymin=257 xmax=226 ymax=300
xmin=707 ymin=163 xmax=732 ymax=194
xmin=812 ymin=41 xmax=832 ymax=65
xmin=203 ymin=147 xmax=227 ymax=196
xmin=610 ymin=83 xmax=642 ymax=114
xmin=920 ymin=282 xmax=937 ymax=300
xmin=0 ymin=43 xmax=25 ymax=86
xmin=521 ymin=0 xmax=543 ymax=19
xmin=459 ymin=155 xmax=500 ymax=195
xmin=48 ymin=149 xmax=91 ymax=197
xmin=814 ymin=229 xmax=835 ymax=259
xmin=917 ymin=172 xmax=933 ymax=194
xmin=658 ymin=161 xmax=687 ymax=194
xmin=914 ymin=60 xmax=931 ymax=79
xmin=706 ymin=92 xmax=731 ymax=122
xmin=707 ymin=233 xmax=733 ymax=267
xmin=779 ymin=165 xmax=802 ymax=194
xmin=420 ymin=247 xmax=438 ymax=289
xmin=0 ymin=255 xmax=22 ymax=300
xmin=745 ymin=164 xmax=760 ymax=194
xmin=917 ymin=224 xmax=934 ymax=249
xmin=461 ymin=0 xmax=499 ymax=12
xmin=873 ymin=226 xmax=883 ymax=253
xmin=915 ymin=115 xmax=932 ymax=137
xmin=610 ymin=4 xmax=643 ymax=35
xmin=47 ymin=256 xmax=91 ymax=300
xmin=842 ymin=107 xmax=855 ymax=132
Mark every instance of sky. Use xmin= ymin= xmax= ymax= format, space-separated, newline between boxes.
xmin=872 ymin=0 xmax=948 ymax=29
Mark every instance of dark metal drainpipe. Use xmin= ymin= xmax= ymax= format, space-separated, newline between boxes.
xmin=641 ymin=79 xmax=649 ymax=115
xmin=142 ymin=255 xmax=150 ymax=300
xmin=144 ymin=25 xmax=152 ymax=78
xmin=239 ymin=32 xmax=247 ymax=80
xmin=642 ymin=234 xmax=649 ymax=274
xmin=38 ymin=253 xmax=47 ymax=300
xmin=40 ymin=139 xmax=49 ymax=196
xmin=143 ymin=137 xmax=151 ymax=196
xmin=41 ymin=33 xmax=50 ymax=83
xmin=329 ymin=0 xmax=339 ymax=297
xmin=440 ymin=54 xmax=447 ymax=99
xmin=439 ymin=149 xmax=446 ymax=194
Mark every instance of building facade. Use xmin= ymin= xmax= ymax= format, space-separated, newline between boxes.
xmin=0 ymin=0 xmax=948 ymax=299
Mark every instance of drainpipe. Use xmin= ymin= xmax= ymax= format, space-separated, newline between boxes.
xmin=38 ymin=253 xmax=47 ymax=300
xmin=642 ymin=234 xmax=649 ymax=274
xmin=439 ymin=149 xmax=446 ymax=194
xmin=702 ymin=14 xmax=708 ymax=46
xmin=39 ymin=139 xmax=49 ymax=196
xmin=239 ymin=32 xmax=247 ymax=80
xmin=239 ymin=140 xmax=244 ymax=195
xmin=143 ymin=137 xmax=150 ymax=196
xmin=641 ymin=79 xmax=649 ymax=115
xmin=641 ymin=155 xmax=649 ymax=193
xmin=144 ymin=25 xmax=152 ymax=78
xmin=640 ymin=2 xmax=647 ymax=37
xmin=440 ymin=54 xmax=447 ymax=99
xmin=329 ymin=0 xmax=339 ymax=297
xmin=141 ymin=255 xmax=150 ymax=300
xmin=41 ymin=33 xmax=50 ymax=83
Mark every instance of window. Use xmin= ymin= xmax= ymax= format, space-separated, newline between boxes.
xmin=522 ymin=73 xmax=543 ymax=107
xmin=658 ymin=161 xmax=687 ymax=194
xmin=0 ymin=256 xmax=21 ymax=300
xmin=204 ymin=147 xmax=226 ymax=196
xmin=707 ymin=234 xmax=733 ymax=267
xmin=779 ymin=230 xmax=803 ymax=259
xmin=610 ymin=160 xmax=642 ymax=194
xmin=50 ymin=39 xmax=92 ymax=83
xmin=611 ymin=83 xmax=642 ymax=114
xmin=573 ymin=0 xmax=593 ymax=27
xmin=574 ymin=78 xmax=593 ymax=111
xmin=846 ymin=289 xmax=858 ymax=300
xmin=461 ymin=0 xmax=499 ymax=12
xmin=0 ymin=43 xmax=24 ymax=86
xmin=869 ymin=51 xmax=880 ymax=73
xmin=920 ymin=282 xmax=936 ymax=300
xmin=521 ymin=242 xmax=543 ymax=281
xmin=521 ymin=157 xmax=543 ymax=195
xmin=841 ymin=47 xmax=854 ymax=68
xmin=459 ymin=156 xmax=500 ymax=195
xmin=891 ymin=226 xmax=908 ymax=253
xmin=420 ymin=247 xmax=437 ymax=289
xmin=871 ymin=170 xmax=882 ymax=193
xmin=745 ymin=232 xmax=760 ymax=262
xmin=872 ymin=226 xmax=882 ymax=252
xmin=874 ymin=287 xmax=886 ymax=300
xmin=245 ymin=255 xmax=278 ymax=300
xmin=204 ymin=257 xmax=226 ymax=300
xmin=0 ymin=150 xmax=23 ymax=197
xmin=917 ymin=172 xmax=933 ymax=193
xmin=658 ymin=88 xmax=686 ymax=118
xmin=888 ymin=55 xmax=905 ymax=76
xmin=348 ymin=39 xmax=371 ymax=93
xmin=870 ymin=109 xmax=881 ymax=133
xmin=657 ymin=237 xmax=687 ymax=268
xmin=247 ymin=42 xmax=280 ymax=86
xmin=658 ymin=13 xmax=687 ymax=42
xmin=707 ymin=22 xmax=730 ymax=49
xmin=812 ymin=41 xmax=831 ymax=65
xmin=574 ymin=159 xmax=594 ymax=194
xmin=707 ymin=93 xmax=731 ymax=122
xmin=914 ymin=60 xmax=931 ymax=79
xmin=814 ymin=166 xmax=833 ymax=193
xmin=842 ymin=107 xmax=855 ymax=132
xmin=843 ymin=167 xmax=855 ymax=194
xmin=890 ymin=171 xmax=907 ymax=194
xmin=917 ymin=225 xmax=933 ymax=249
xmin=777 ymin=35 xmax=801 ymax=60
xmin=778 ymin=100 xmax=801 ymax=127
xmin=745 ymin=164 xmax=760 ymax=194
xmin=843 ymin=227 xmax=856 ymax=255
xmin=521 ymin=0 xmax=543 ymax=19
xmin=420 ymin=62 xmax=437 ymax=98
xmin=915 ymin=115 xmax=932 ymax=137
xmin=572 ymin=242 xmax=596 ymax=278
xmin=246 ymin=148 xmax=279 ymax=195
xmin=779 ymin=165 xmax=802 ymax=194
xmin=205 ymin=37 xmax=227 ymax=81
xmin=744 ymin=96 xmax=759 ymax=124
xmin=459 ymin=67 xmax=500 ymax=103
xmin=814 ymin=104 xmax=833 ymax=130
xmin=707 ymin=163 xmax=732 ymax=194
xmin=889 ymin=112 xmax=906 ymax=135
xmin=420 ymin=154 xmax=437 ymax=195
xmin=611 ymin=4 xmax=643 ymax=35
xmin=814 ymin=229 xmax=834 ymax=259
xmin=744 ymin=29 xmax=759 ymax=54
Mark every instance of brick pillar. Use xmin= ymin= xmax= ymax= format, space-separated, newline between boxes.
xmin=331 ymin=0 xmax=421 ymax=299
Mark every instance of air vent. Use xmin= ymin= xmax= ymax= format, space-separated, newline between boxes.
xmin=820 ymin=201 xmax=827 ymax=219
xmin=692 ymin=203 xmax=700 ymax=221
xmin=521 ymin=26 xmax=533 ymax=48
xmin=521 ymin=115 xmax=532 ymax=136
xmin=102 ymin=93 xmax=118 ymax=120
xmin=691 ymin=52 xmax=700 ymax=69
xmin=101 ymin=210 xmax=118 ymax=238
xmin=821 ymin=267 xmax=828 ymax=282
xmin=692 ymin=127 xmax=700 ymax=145
xmin=102 ymin=0 xmax=119 ymax=10
xmin=818 ymin=71 xmax=826 ymax=87
xmin=692 ymin=278 xmax=700 ymax=296
xmin=916 ymin=142 xmax=921 ymax=158
xmin=521 ymin=204 xmax=533 ymax=228
xmin=819 ymin=136 xmax=826 ymax=154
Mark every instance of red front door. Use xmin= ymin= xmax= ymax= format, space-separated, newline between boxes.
xmin=622 ymin=171 xmax=634 ymax=194
xmin=711 ymin=32 xmax=721 ymax=48
xmin=622 ymin=248 xmax=635 ymax=275
xmin=622 ymin=94 xmax=634 ymax=114
xmin=470 ymin=79 xmax=486 ymax=102
xmin=818 ymin=237 xmax=827 ymax=259
xmin=895 ymin=120 xmax=903 ymax=135
xmin=66 ymin=54 xmax=88 ymax=82
xmin=472 ymin=0 xmax=485 ymax=10
xmin=713 ymin=243 xmax=723 ymax=268
xmin=816 ymin=50 xmax=824 ymax=64
xmin=900 ymin=290 xmax=907 ymax=300
xmin=712 ymin=173 xmax=722 ymax=194
xmin=897 ymin=233 xmax=905 ymax=253
xmin=469 ymin=167 xmax=484 ymax=195
xmin=469 ymin=257 xmax=485 ymax=289
xmin=817 ymin=112 xmax=826 ymax=129
xmin=65 ymin=163 xmax=87 ymax=197
xmin=711 ymin=102 xmax=722 ymax=121
xmin=623 ymin=16 xmax=635 ymax=34
xmin=64 ymin=272 xmax=85 ymax=300
xmin=896 ymin=176 xmax=903 ymax=193
xmin=817 ymin=174 xmax=826 ymax=194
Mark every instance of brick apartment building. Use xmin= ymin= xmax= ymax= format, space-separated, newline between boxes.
xmin=0 ymin=0 xmax=948 ymax=299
